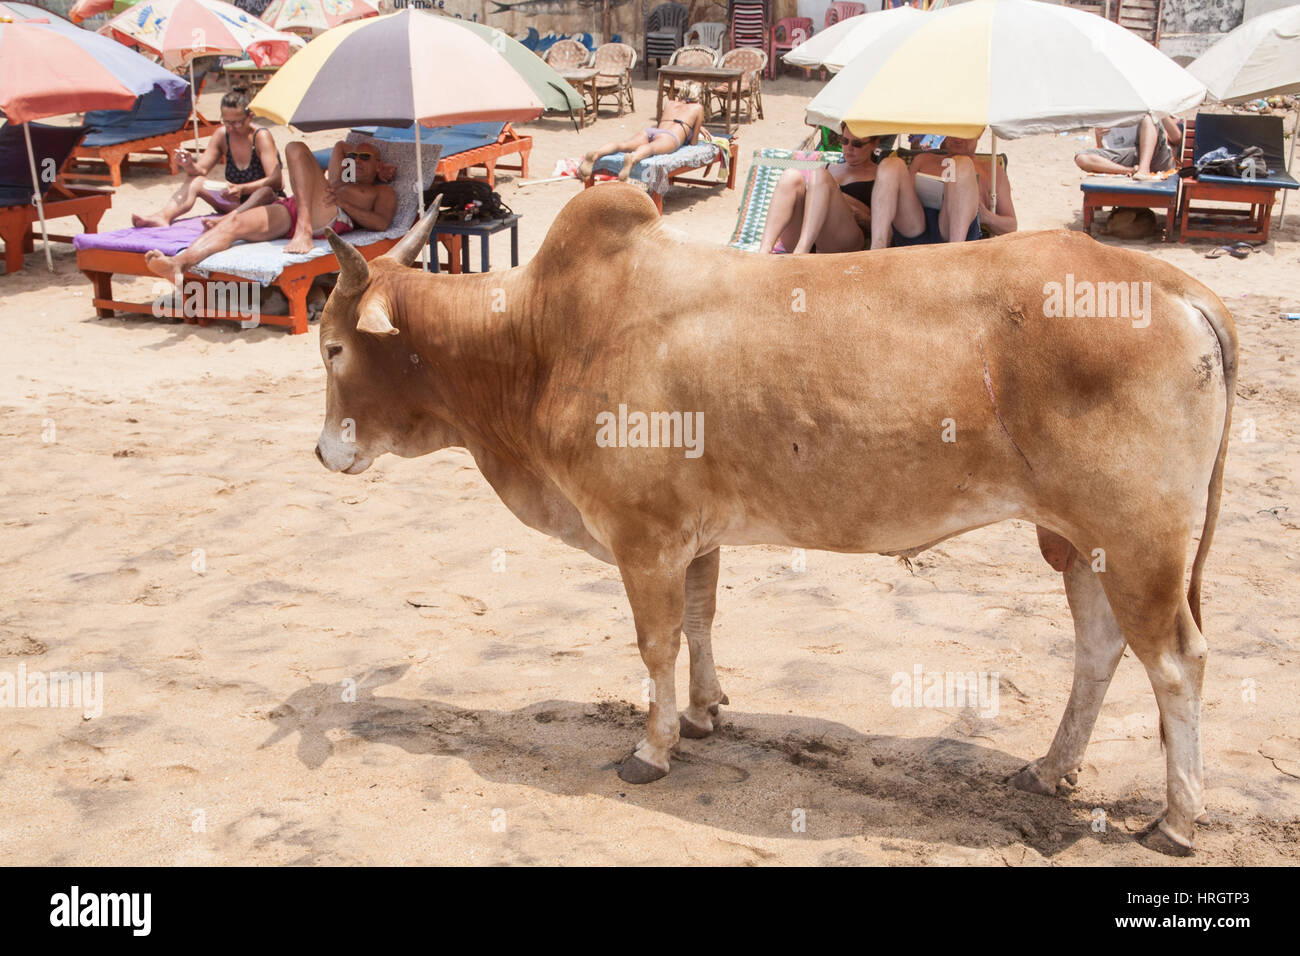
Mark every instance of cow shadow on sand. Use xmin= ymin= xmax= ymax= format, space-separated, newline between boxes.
xmin=260 ymin=665 xmax=1166 ymax=858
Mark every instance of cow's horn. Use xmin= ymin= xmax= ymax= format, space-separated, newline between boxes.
xmin=385 ymin=196 xmax=443 ymax=268
xmin=326 ymin=228 xmax=370 ymax=296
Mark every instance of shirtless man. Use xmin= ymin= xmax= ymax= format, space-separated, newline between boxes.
xmin=869 ymin=129 xmax=1017 ymax=249
xmin=1075 ymin=114 xmax=1182 ymax=181
xmin=577 ymin=82 xmax=707 ymax=181
xmin=144 ymin=139 xmax=397 ymax=280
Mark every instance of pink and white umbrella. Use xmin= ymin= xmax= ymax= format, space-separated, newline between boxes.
xmin=101 ymin=0 xmax=302 ymax=147
xmin=259 ymin=0 xmax=380 ymax=36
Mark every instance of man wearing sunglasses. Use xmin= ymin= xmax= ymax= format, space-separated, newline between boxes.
xmin=146 ymin=139 xmax=398 ymax=282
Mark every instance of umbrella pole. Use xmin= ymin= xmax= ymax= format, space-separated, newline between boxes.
xmin=189 ymin=60 xmax=201 ymax=153
xmin=1279 ymin=107 xmax=1297 ymax=227
xmin=24 ymin=123 xmax=54 ymax=272
xmin=415 ymin=122 xmax=428 ymax=271
xmin=989 ymin=130 xmax=997 ymax=213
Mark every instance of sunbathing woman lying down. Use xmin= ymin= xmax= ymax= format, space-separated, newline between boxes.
xmin=144 ymin=139 xmax=397 ymax=281
xmin=578 ymin=82 xmax=706 ymax=181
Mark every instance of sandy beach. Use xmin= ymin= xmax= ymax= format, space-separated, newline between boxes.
xmin=1 ymin=72 xmax=1298 ymax=865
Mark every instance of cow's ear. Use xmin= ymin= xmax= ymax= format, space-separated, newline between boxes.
xmin=356 ymin=298 xmax=398 ymax=336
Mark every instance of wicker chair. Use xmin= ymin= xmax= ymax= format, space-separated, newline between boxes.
xmin=590 ymin=42 xmax=637 ymax=116
xmin=669 ymin=44 xmax=720 ymax=68
xmin=687 ymin=21 xmax=727 ymax=51
xmin=644 ymin=2 xmax=688 ymax=79
xmin=543 ymin=38 xmax=591 ymax=72
xmin=769 ymin=16 xmax=813 ymax=78
xmin=713 ymin=47 xmax=766 ymax=123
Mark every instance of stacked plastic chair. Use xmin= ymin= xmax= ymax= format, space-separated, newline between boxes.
xmin=643 ymin=3 xmax=688 ymax=79
xmin=687 ymin=21 xmax=727 ymax=52
xmin=728 ymin=0 xmax=769 ymax=57
xmin=769 ymin=16 xmax=813 ymax=78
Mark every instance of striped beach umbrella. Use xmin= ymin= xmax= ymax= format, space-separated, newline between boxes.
xmin=782 ymin=6 xmax=926 ymax=75
xmin=0 ymin=16 xmax=187 ymax=268
xmin=808 ymin=0 xmax=1205 ymax=203
xmin=259 ymin=0 xmax=379 ymax=35
xmin=252 ymin=9 xmax=543 ymax=240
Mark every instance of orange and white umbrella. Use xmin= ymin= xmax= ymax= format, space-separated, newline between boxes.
xmin=102 ymin=0 xmax=302 ymax=70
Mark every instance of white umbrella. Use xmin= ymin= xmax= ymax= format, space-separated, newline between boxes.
xmin=783 ymin=6 xmax=927 ymax=75
xmin=1188 ymin=4 xmax=1300 ymax=221
xmin=809 ymin=0 xmax=1206 ymax=205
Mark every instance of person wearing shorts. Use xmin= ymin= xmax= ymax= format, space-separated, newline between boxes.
xmin=1075 ymin=114 xmax=1182 ymax=181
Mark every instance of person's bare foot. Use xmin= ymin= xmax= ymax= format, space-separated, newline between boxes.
xmin=144 ymin=249 xmax=181 ymax=281
xmin=578 ymin=152 xmax=597 ymax=179
xmin=132 ymin=212 xmax=167 ymax=228
xmin=618 ymin=155 xmax=636 ymax=181
xmin=284 ymin=231 xmax=315 ymax=254
xmin=1132 ymin=170 xmax=1160 ymax=181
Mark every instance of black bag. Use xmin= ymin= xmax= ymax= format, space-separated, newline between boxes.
xmin=425 ymin=179 xmax=512 ymax=222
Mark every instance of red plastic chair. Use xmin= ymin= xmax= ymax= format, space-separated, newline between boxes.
xmin=825 ymin=1 xmax=866 ymax=29
xmin=769 ymin=16 xmax=813 ymax=78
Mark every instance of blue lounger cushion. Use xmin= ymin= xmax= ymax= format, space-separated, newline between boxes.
xmin=1188 ymin=112 xmax=1299 ymax=190
xmin=0 ymin=121 xmax=88 ymax=206
xmin=82 ymin=87 xmax=194 ymax=148
xmin=1080 ymin=175 xmax=1179 ymax=195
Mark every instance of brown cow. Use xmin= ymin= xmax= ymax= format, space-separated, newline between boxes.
xmin=313 ymin=184 xmax=1235 ymax=853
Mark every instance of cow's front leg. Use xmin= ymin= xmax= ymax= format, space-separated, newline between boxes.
xmin=616 ymin=554 xmax=688 ymax=784
xmin=1010 ymin=557 xmax=1125 ymax=794
xmin=680 ymin=549 xmax=729 ymax=739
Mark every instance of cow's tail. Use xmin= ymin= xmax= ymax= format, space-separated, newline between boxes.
xmin=1186 ymin=290 xmax=1238 ymax=632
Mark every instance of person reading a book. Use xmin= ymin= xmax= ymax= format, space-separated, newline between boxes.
xmin=868 ymin=129 xmax=1017 ymax=249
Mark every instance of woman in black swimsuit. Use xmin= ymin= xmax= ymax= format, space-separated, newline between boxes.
xmin=758 ymin=125 xmax=880 ymax=255
xmin=131 ymin=85 xmax=283 ymax=229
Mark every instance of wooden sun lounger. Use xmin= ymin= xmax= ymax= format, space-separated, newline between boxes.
xmin=0 ymin=124 xmax=112 ymax=275
xmin=440 ymin=123 xmax=532 ymax=187
xmin=76 ymin=238 xmax=400 ymax=335
xmin=583 ymin=135 xmax=739 ymax=213
xmin=69 ymin=78 xmax=220 ymax=188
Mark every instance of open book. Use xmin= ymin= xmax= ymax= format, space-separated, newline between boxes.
xmin=913 ymin=172 xmax=946 ymax=210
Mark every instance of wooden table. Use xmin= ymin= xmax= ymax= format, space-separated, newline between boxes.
xmin=656 ymin=65 xmax=745 ymax=135
xmin=560 ymin=68 xmax=598 ymax=128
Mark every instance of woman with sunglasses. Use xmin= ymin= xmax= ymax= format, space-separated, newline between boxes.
xmin=757 ymin=125 xmax=880 ymax=255
xmin=131 ymin=86 xmax=283 ymax=229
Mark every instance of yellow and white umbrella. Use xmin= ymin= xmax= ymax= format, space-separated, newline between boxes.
xmin=808 ymin=0 xmax=1206 ymax=203
xmin=782 ymin=5 xmax=927 ymax=75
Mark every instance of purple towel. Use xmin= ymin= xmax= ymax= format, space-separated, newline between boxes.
xmin=73 ymin=217 xmax=206 ymax=254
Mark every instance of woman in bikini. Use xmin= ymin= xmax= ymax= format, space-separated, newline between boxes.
xmin=758 ymin=125 xmax=880 ymax=255
xmin=131 ymin=85 xmax=283 ymax=229
xmin=577 ymin=82 xmax=706 ymax=182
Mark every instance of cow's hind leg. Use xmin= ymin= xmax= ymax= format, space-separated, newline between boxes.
xmin=615 ymin=552 xmax=688 ymax=784
xmin=679 ymin=549 xmax=729 ymax=739
xmin=1010 ymin=557 xmax=1126 ymax=794
xmin=1099 ymin=555 xmax=1207 ymax=853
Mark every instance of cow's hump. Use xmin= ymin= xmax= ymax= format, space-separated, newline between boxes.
xmin=530 ymin=183 xmax=661 ymax=270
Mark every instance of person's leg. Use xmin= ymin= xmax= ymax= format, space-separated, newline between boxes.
xmin=1133 ymin=115 xmax=1173 ymax=179
xmin=579 ymin=133 xmax=652 ymax=179
xmin=936 ymin=155 xmax=980 ymax=242
xmin=1074 ymin=149 xmax=1135 ymax=175
xmin=282 ymin=141 xmax=340 ymax=254
xmin=201 ymin=186 xmax=278 ymax=231
xmin=791 ymin=167 xmax=864 ymax=254
xmin=616 ymin=130 xmax=682 ymax=181
xmin=757 ymin=169 xmax=808 ymax=254
xmin=133 ymin=178 xmax=235 ymax=228
xmin=869 ymin=156 xmax=926 ymax=249
xmin=145 ymin=202 xmax=292 ymax=280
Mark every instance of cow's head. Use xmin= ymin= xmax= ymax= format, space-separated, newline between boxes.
xmin=314 ymin=202 xmax=461 ymax=475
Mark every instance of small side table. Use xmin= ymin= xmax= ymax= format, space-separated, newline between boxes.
xmin=428 ymin=214 xmax=521 ymax=274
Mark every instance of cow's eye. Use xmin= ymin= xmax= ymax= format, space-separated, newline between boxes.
xmin=326 ymin=344 xmax=343 ymax=360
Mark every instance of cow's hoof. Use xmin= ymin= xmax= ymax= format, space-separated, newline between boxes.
xmin=1141 ymin=819 xmax=1195 ymax=857
xmin=679 ymin=714 xmax=712 ymax=739
xmin=618 ymin=753 xmax=669 ymax=784
xmin=1008 ymin=762 xmax=1058 ymax=796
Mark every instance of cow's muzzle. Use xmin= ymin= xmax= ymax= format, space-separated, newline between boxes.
xmin=315 ymin=435 xmax=371 ymax=474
